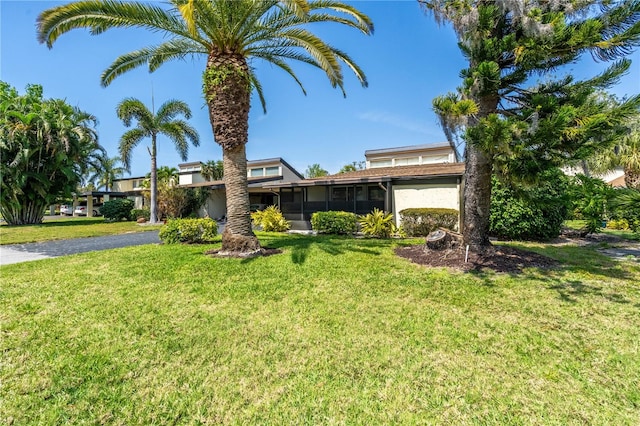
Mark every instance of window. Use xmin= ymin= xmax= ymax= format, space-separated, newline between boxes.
xmin=265 ymin=166 xmax=280 ymax=176
xmin=370 ymin=159 xmax=392 ymax=168
xmin=249 ymin=168 xmax=264 ymax=177
xmin=395 ymin=157 xmax=419 ymax=166
xmin=368 ymin=186 xmax=385 ymax=201
xmin=331 ymin=186 xmax=354 ymax=201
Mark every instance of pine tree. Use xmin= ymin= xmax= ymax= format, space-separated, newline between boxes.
xmin=421 ymin=0 xmax=640 ymax=250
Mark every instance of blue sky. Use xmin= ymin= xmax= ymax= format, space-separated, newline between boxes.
xmin=1 ymin=0 xmax=639 ymax=178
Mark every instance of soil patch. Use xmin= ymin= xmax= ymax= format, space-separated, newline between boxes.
xmin=395 ymin=244 xmax=559 ymax=274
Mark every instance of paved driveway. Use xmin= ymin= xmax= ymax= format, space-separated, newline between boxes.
xmin=0 ymin=231 xmax=160 ymax=266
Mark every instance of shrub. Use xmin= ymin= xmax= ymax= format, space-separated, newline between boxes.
xmin=251 ymin=205 xmax=290 ymax=232
xmin=311 ymin=211 xmax=358 ymax=234
xmin=609 ymin=188 xmax=640 ymax=233
xmin=130 ymin=208 xmax=150 ymax=222
xmin=359 ymin=208 xmax=401 ymax=238
xmin=101 ymin=198 xmax=134 ymax=221
xmin=491 ymin=170 xmax=569 ymax=240
xmin=567 ymin=174 xmax=614 ymax=234
xmin=399 ymin=208 xmax=458 ymax=237
xmin=606 ymin=218 xmax=630 ymax=230
xmin=158 ymin=218 xmax=218 ymax=244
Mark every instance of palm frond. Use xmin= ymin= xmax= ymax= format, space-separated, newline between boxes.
xmin=38 ymin=0 xmax=190 ymax=47
xmin=118 ymin=128 xmax=146 ymax=168
xmin=156 ymin=100 xmax=193 ymax=122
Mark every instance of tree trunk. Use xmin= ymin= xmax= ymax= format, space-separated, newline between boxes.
xmin=463 ymin=143 xmax=492 ymax=250
xmin=462 ymin=94 xmax=497 ymax=251
xmin=624 ymin=165 xmax=640 ymax=189
xmin=205 ymin=51 xmax=260 ymax=254
xmin=221 ymin=145 xmax=260 ymax=252
xmin=149 ymin=136 xmax=159 ymax=224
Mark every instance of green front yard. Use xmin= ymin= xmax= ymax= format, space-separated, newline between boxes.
xmin=1 ymin=233 xmax=639 ymax=424
xmin=0 ymin=217 xmax=162 ymax=245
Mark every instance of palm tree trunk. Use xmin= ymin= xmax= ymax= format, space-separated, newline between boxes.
xmin=624 ymin=166 xmax=640 ymax=189
xmin=205 ymin=52 xmax=260 ymax=254
xmin=150 ymin=136 xmax=159 ymax=224
xmin=222 ymin=144 xmax=259 ymax=251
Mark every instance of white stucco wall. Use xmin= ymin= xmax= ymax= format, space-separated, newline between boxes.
xmin=202 ymin=189 xmax=227 ymax=219
xmin=179 ymin=174 xmax=193 ymax=185
xmin=392 ymin=183 xmax=460 ymax=226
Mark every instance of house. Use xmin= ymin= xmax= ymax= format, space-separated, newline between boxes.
xmin=111 ymin=176 xmax=147 ymax=209
xmin=562 ymin=165 xmax=626 ymax=187
xmin=263 ymin=143 xmax=464 ymax=229
xmin=178 ymin=158 xmax=305 ymax=219
xmin=113 ymin=143 xmax=465 ymax=228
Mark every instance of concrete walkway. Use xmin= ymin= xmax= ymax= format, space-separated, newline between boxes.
xmin=0 ymin=231 xmax=161 ymax=266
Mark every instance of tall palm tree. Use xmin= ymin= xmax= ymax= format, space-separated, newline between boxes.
xmin=38 ymin=0 xmax=373 ymax=255
xmin=87 ymin=154 xmax=128 ymax=191
xmin=117 ymin=98 xmax=199 ymax=224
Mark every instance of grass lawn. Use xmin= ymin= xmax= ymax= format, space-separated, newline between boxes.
xmin=1 ymin=233 xmax=639 ymax=424
xmin=0 ymin=217 xmax=162 ymax=245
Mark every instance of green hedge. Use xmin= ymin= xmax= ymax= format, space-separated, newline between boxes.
xmin=490 ymin=171 xmax=569 ymax=240
xmin=159 ymin=218 xmax=218 ymax=244
xmin=399 ymin=208 xmax=458 ymax=237
xmin=101 ymin=198 xmax=134 ymax=221
xmin=311 ymin=211 xmax=358 ymax=234
xmin=130 ymin=208 xmax=150 ymax=221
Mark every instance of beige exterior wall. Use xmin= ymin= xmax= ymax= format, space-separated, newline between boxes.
xmin=367 ymin=147 xmax=455 ymax=169
xmin=392 ymin=183 xmax=460 ymax=228
xmin=112 ymin=179 xmax=133 ymax=192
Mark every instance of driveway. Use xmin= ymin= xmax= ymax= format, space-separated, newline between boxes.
xmin=1 ymin=221 xmax=226 ymax=266
xmin=0 ymin=231 xmax=160 ymax=266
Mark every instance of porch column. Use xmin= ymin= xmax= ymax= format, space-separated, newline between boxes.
xmin=352 ymin=185 xmax=357 ymax=214
xmin=385 ymin=182 xmax=393 ymax=222
xmin=300 ymin=188 xmax=304 ymax=221
xmin=325 ymin=186 xmax=329 ymax=211
xmin=87 ymin=195 xmax=94 ymax=217
xmin=72 ymin=194 xmax=78 ymax=217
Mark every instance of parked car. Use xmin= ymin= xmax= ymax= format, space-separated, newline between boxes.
xmin=74 ymin=205 xmax=102 ymax=216
xmin=60 ymin=204 xmax=73 ymax=215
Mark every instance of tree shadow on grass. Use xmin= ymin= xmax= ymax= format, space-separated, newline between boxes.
xmin=248 ymin=233 xmax=383 ymax=265
xmin=449 ymin=243 xmax=638 ymax=302
xmin=498 ymin=244 xmax=637 ymax=304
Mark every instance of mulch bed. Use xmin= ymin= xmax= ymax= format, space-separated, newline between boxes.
xmin=395 ymin=244 xmax=559 ymax=274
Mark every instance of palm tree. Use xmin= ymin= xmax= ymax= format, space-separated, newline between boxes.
xmin=1 ymin=83 xmax=101 ymax=224
xmin=38 ymin=0 xmax=373 ymax=255
xmin=200 ymin=159 xmax=224 ymax=181
xmin=587 ymin=122 xmax=640 ymax=189
xmin=87 ymin=154 xmax=128 ymax=191
xmin=117 ymin=98 xmax=199 ymax=224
